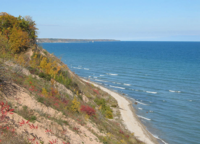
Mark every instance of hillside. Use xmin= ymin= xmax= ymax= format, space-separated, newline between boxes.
xmin=37 ymin=38 xmax=120 ymax=43
xmin=0 ymin=12 xmax=149 ymax=144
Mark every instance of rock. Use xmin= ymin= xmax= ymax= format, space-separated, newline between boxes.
xmin=82 ymin=95 xmax=89 ymax=103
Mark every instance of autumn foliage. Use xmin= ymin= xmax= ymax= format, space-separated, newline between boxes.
xmin=0 ymin=12 xmax=37 ymax=53
xmin=80 ymin=105 xmax=96 ymax=116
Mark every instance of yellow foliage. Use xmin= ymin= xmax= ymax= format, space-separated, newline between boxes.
xmin=64 ymin=106 xmax=68 ymax=110
xmin=70 ymin=97 xmax=80 ymax=112
xmin=15 ymin=54 xmax=25 ymax=66
xmin=105 ymin=110 xmax=113 ymax=119
xmin=30 ymin=53 xmax=38 ymax=68
xmin=42 ymin=88 xmax=48 ymax=97
xmin=120 ymin=139 xmax=127 ymax=144
xmin=39 ymin=57 xmax=47 ymax=70
xmin=84 ymin=114 xmax=89 ymax=121
xmin=39 ymin=57 xmax=61 ymax=78
xmin=9 ymin=26 xmax=30 ymax=53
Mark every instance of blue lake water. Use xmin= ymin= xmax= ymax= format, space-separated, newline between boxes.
xmin=41 ymin=42 xmax=200 ymax=144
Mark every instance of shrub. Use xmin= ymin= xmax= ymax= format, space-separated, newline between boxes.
xmin=70 ymin=97 xmax=80 ymax=112
xmin=39 ymin=72 xmax=45 ymax=78
xmin=80 ymin=105 xmax=96 ymax=116
xmin=30 ymin=115 xmax=37 ymax=122
xmin=105 ymin=110 xmax=113 ymax=119
xmin=37 ymin=97 xmax=44 ymax=103
xmin=94 ymin=97 xmax=113 ymax=119
xmin=39 ymin=72 xmax=51 ymax=81
xmin=93 ymin=89 xmax=100 ymax=95
xmin=27 ymin=67 xmax=39 ymax=75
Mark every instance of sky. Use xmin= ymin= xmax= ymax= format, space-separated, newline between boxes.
xmin=1 ymin=0 xmax=200 ymax=41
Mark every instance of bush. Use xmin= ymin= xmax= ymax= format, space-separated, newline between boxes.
xmin=30 ymin=115 xmax=37 ymax=122
xmin=105 ymin=110 xmax=113 ymax=119
xmin=80 ymin=105 xmax=96 ymax=116
xmin=70 ymin=97 xmax=80 ymax=112
xmin=39 ymin=72 xmax=51 ymax=81
xmin=27 ymin=67 xmax=39 ymax=75
xmin=94 ymin=97 xmax=106 ymax=106
xmin=94 ymin=97 xmax=113 ymax=119
xmin=37 ymin=97 xmax=44 ymax=103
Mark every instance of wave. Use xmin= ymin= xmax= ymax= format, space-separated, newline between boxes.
xmin=109 ymin=85 xmax=125 ymax=89
xmin=146 ymin=91 xmax=157 ymax=94
xmin=100 ymin=75 xmax=104 ymax=76
xmin=135 ymin=101 xmax=147 ymax=105
xmin=124 ymin=83 xmax=131 ymax=86
xmin=188 ymin=100 xmax=193 ymax=102
xmin=88 ymin=76 xmax=91 ymax=77
xmin=73 ymin=67 xmax=81 ymax=69
xmin=138 ymin=108 xmax=143 ymax=110
xmin=94 ymin=77 xmax=98 ymax=78
xmin=152 ymin=134 xmax=169 ymax=144
xmin=84 ymin=68 xmax=89 ymax=70
xmin=137 ymin=115 xmax=151 ymax=121
xmin=106 ymin=73 xmax=118 ymax=76
xmin=169 ymin=90 xmax=181 ymax=93
xmin=95 ymin=79 xmax=107 ymax=82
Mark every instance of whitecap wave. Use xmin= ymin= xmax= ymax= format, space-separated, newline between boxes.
xmin=95 ymin=79 xmax=107 ymax=82
xmin=138 ymin=108 xmax=143 ymax=110
xmin=84 ymin=68 xmax=89 ymax=70
xmin=169 ymin=90 xmax=181 ymax=93
xmin=146 ymin=91 xmax=157 ymax=94
xmin=189 ymin=100 xmax=192 ymax=102
xmin=152 ymin=134 xmax=169 ymax=144
xmin=73 ymin=67 xmax=81 ymax=69
xmin=94 ymin=77 xmax=97 ymax=78
xmin=109 ymin=85 xmax=125 ymax=89
xmin=124 ymin=83 xmax=131 ymax=86
xmin=135 ymin=101 xmax=147 ymax=105
xmin=100 ymin=75 xmax=104 ymax=76
xmin=137 ymin=115 xmax=151 ymax=121
xmin=88 ymin=76 xmax=91 ymax=77
xmin=106 ymin=73 xmax=118 ymax=76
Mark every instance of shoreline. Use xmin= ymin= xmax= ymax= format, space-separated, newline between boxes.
xmin=81 ymin=78 xmax=158 ymax=144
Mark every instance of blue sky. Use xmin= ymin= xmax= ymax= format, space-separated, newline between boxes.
xmin=1 ymin=0 xmax=200 ymax=41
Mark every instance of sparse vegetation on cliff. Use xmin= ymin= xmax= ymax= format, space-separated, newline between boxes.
xmin=0 ymin=12 xmax=144 ymax=144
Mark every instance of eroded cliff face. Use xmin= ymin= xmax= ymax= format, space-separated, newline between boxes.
xmin=0 ymin=47 xmax=143 ymax=144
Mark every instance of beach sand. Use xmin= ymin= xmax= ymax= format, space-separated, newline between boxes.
xmin=82 ymin=78 xmax=158 ymax=144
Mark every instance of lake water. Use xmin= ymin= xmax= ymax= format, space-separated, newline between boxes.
xmin=42 ymin=41 xmax=200 ymax=144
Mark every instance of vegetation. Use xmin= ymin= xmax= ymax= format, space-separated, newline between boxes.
xmin=0 ymin=12 xmax=37 ymax=53
xmin=0 ymin=12 xmax=144 ymax=144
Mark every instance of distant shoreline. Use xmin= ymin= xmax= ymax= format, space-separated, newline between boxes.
xmin=37 ymin=38 xmax=120 ymax=43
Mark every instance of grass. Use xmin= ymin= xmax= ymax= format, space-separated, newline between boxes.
xmin=16 ymin=106 xmax=37 ymax=122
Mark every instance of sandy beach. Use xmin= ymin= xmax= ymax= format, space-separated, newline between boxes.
xmin=82 ymin=78 xmax=158 ymax=144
